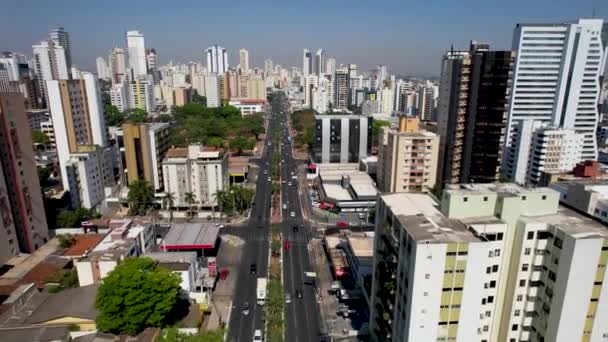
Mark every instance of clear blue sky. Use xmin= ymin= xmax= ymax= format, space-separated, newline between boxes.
xmin=1 ymin=0 xmax=606 ymax=76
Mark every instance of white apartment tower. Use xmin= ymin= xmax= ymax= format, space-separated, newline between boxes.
xmin=126 ymin=31 xmax=147 ymax=78
xmin=503 ymin=19 xmax=606 ymax=183
xmin=96 ymin=57 xmax=110 ymax=80
xmin=315 ymin=49 xmax=325 ymax=75
xmin=204 ymin=73 xmax=220 ymax=108
xmin=326 ymin=57 xmax=336 ymax=76
xmin=49 ymin=27 xmax=72 ymax=68
xmin=239 ymin=49 xmax=250 ymax=73
xmin=334 ymin=69 xmax=350 ymax=110
xmin=205 ymin=45 xmax=228 ymax=75
xmin=303 ymin=49 xmax=312 ymax=76
xmin=110 ymin=82 xmax=129 ymax=112
xmin=109 ymin=47 xmax=127 ymax=84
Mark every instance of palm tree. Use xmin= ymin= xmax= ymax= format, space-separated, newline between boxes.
xmin=163 ymin=192 xmax=175 ymax=222
xmin=213 ymin=190 xmax=227 ymax=220
xmin=184 ymin=192 xmax=197 ymax=220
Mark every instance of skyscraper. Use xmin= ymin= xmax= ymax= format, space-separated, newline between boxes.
xmin=239 ymin=49 xmax=249 ymax=73
xmin=205 ymin=45 xmax=228 ymax=74
xmin=0 ymin=93 xmax=49 ymax=255
xmin=126 ymin=31 xmax=147 ymax=78
xmin=502 ymin=19 xmax=605 ymax=184
xmin=436 ymin=41 xmax=514 ymax=187
xmin=303 ymin=49 xmax=312 ymax=76
xmin=96 ymin=57 xmax=110 ymax=80
xmin=204 ymin=73 xmax=220 ymax=108
xmin=326 ymin=57 xmax=336 ymax=76
xmin=48 ymin=27 xmax=72 ymax=71
xmin=315 ymin=49 xmax=325 ymax=75
xmin=32 ymin=28 xmax=72 ymax=106
xmin=146 ymin=48 xmax=157 ymax=71
xmin=264 ymin=59 xmax=274 ymax=76
xmin=109 ymin=47 xmax=126 ymax=84
xmin=334 ymin=68 xmax=350 ymax=110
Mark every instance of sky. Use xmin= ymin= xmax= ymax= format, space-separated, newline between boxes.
xmin=1 ymin=0 xmax=607 ymax=77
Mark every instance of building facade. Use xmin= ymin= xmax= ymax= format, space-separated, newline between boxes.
xmin=437 ymin=41 xmax=514 ymax=188
xmin=377 ymin=116 xmax=439 ymax=192
xmin=205 ymin=45 xmax=228 ymax=75
xmin=0 ymin=93 xmax=49 ymax=256
xmin=312 ymin=114 xmax=372 ymax=164
xmin=126 ymin=31 xmax=147 ymax=78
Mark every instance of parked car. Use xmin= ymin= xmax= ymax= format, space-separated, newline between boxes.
xmin=253 ymin=329 xmax=263 ymax=341
xmin=290 ymin=211 xmax=295 ymax=217
xmin=219 ymin=268 xmax=229 ymax=280
xmin=285 ymin=293 xmax=292 ymax=304
xmin=296 ymin=290 xmax=303 ymax=299
xmin=242 ymin=302 xmax=250 ymax=315
xmin=250 ymin=263 xmax=257 ymax=274
xmin=283 ymin=204 xmax=287 ymax=210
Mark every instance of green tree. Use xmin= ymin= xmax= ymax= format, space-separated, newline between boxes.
xmin=157 ymin=327 xmax=224 ymax=342
xmin=156 ymin=114 xmax=174 ymax=123
xmin=56 ymin=207 xmax=92 ymax=227
xmin=38 ymin=166 xmax=51 ymax=187
xmin=95 ymin=258 xmax=181 ymax=335
xmin=57 ymin=234 xmax=76 ymax=248
xmin=229 ymin=136 xmax=255 ymax=155
xmin=207 ymin=137 xmax=225 ymax=149
xmin=127 ymin=180 xmax=154 ymax=216
xmin=104 ymin=105 xmax=124 ymax=126
xmin=163 ymin=192 xmax=175 ymax=222
xmin=31 ymin=129 xmax=50 ymax=147
xmin=124 ymin=108 xmax=148 ymax=123
xmin=191 ymin=94 xmax=207 ymax=107
xmin=184 ymin=192 xmax=197 ymax=219
xmin=372 ymin=120 xmax=392 ymax=142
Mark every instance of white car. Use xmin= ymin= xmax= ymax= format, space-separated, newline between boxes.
xmin=287 ymin=182 xmax=292 ymax=186
xmin=253 ymin=329 xmax=263 ymax=341
xmin=267 ymin=177 xmax=271 ymax=181
xmin=282 ymin=204 xmax=287 ymax=210
xmin=290 ymin=211 xmax=295 ymax=217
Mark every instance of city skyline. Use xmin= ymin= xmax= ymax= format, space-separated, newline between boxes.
xmin=1 ymin=0 xmax=606 ymax=76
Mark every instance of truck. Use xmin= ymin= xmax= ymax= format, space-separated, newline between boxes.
xmin=256 ymin=278 xmax=267 ymax=305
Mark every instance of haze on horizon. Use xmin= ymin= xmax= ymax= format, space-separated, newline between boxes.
xmin=0 ymin=0 xmax=606 ymax=76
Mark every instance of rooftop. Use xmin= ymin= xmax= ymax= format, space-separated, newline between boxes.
xmin=63 ymin=234 xmax=106 ymax=257
xmin=319 ymin=169 xmax=378 ymax=201
xmin=315 ymin=114 xmax=368 ymax=120
xmin=161 ymin=223 xmax=219 ymax=250
xmin=523 ymin=206 xmax=608 ymax=239
xmin=381 ymin=193 xmax=478 ymax=243
xmin=144 ymin=251 xmax=197 ymax=265
xmin=345 ymin=236 xmax=374 ymax=258
xmin=445 ymin=183 xmax=556 ymax=197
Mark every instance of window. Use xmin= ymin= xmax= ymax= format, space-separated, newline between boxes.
xmin=486 ymin=267 xmax=491 ymax=274
xmin=522 ymin=264 xmax=529 ymax=272
xmin=512 ymin=324 xmax=519 ymax=331
xmin=487 ymin=296 xmax=494 ymax=303
xmin=514 ymin=310 xmax=521 ymax=317
xmin=492 ymin=265 xmax=499 ymax=272
xmin=519 ymin=279 xmax=526 ymax=287
xmin=463 ymin=197 xmax=468 ymax=202
xmin=425 ymin=274 xmax=430 ymax=279
xmin=527 ymin=231 xmax=535 ymax=240
xmin=524 ymin=248 xmax=531 ymax=255
xmin=542 ymin=195 xmax=547 ymax=200
xmin=490 ymin=280 xmax=496 ymax=288
xmin=483 ymin=196 xmax=488 ymax=202
xmin=522 ymin=196 xmax=527 ymax=201
xmin=517 ymin=295 xmax=523 ymax=302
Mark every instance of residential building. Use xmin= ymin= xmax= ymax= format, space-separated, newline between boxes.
xmin=126 ymin=31 xmax=147 ymax=78
xmin=379 ymin=86 xmax=394 ymax=114
xmin=315 ymin=49 xmax=325 ymax=75
xmin=248 ymin=75 xmax=266 ymax=100
xmin=303 ymin=49 xmax=312 ymax=76
xmin=264 ymin=59 xmax=273 ymax=77
xmin=417 ymin=85 xmax=435 ymax=121
xmin=303 ymin=75 xmax=318 ymax=108
xmin=109 ymin=47 xmax=126 ymax=84
xmin=340 ymin=235 xmax=374 ymax=305
xmin=146 ymin=48 xmax=157 ymax=72
xmin=503 ymin=19 xmax=605 ymax=183
xmin=144 ymin=252 xmax=200 ymax=293
xmin=96 ymin=57 xmax=110 ymax=80
xmin=173 ymin=87 xmax=191 ymax=107
xmin=437 ymin=41 xmax=514 ymax=187
xmin=370 ymin=183 xmax=608 ymax=342
xmin=526 ymin=126 xmax=583 ymax=185
xmin=0 ymin=93 xmax=48 ymax=257
xmin=48 ymin=27 xmax=72 ymax=68
xmin=47 ymin=73 xmax=109 ymax=194
xmin=312 ymin=114 xmax=372 ymax=163
xmin=110 ymin=82 xmax=129 ymax=112
xmin=122 ymin=122 xmax=171 ymax=191
xmin=205 ymin=45 xmax=228 ymax=74
xmin=32 ymin=36 xmax=70 ymax=106
xmin=377 ymin=116 xmax=439 ymax=192
xmin=75 ymin=220 xmax=154 ymax=286
xmin=312 ymin=86 xmax=329 ymax=114
xmin=549 ymin=179 xmax=608 ymax=224
xmin=128 ymin=78 xmax=154 ymax=113
xmin=334 ymin=69 xmax=350 ymax=110
xmin=204 ymin=73 xmax=220 ymax=108
xmin=65 ymin=146 xmax=114 ymax=209
xmin=239 ymin=49 xmax=249 ymax=73
xmin=162 ymin=145 xmax=228 ymax=208
xmin=326 ymin=58 xmax=336 ymax=77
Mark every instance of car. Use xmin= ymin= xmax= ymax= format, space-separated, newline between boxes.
xmin=285 ymin=293 xmax=292 ymax=304
xmin=292 ymin=225 xmax=299 ymax=232
xmin=358 ymin=213 xmax=366 ymax=219
xmin=296 ymin=290 xmax=303 ymax=299
xmin=290 ymin=211 xmax=295 ymax=217
xmin=263 ymin=170 xmax=268 ymax=175
xmin=253 ymin=329 xmax=263 ymax=341
xmin=287 ymin=182 xmax=292 ymax=186
xmin=282 ymin=204 xmax=287 ymax=210
xmin=242 ymin=302 xmax=250 ymax=315
xmin=267 ymin=177 xmax=271 ymax=181
xmin=250 ymin=263 xmax=257 ymax=274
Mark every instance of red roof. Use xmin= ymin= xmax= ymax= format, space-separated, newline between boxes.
xmin=63 ymin=234 xmax=105 ymax=257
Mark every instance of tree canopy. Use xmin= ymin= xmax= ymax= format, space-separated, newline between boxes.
xmin=31 ymin=129 xmax=50 ymax=146
xmin=127 ymin=180 xmax=155 ymax=216
xmin=157 ymin=327 xmax=224 ymax=342
xmin=95 ymin=258 xmax=182 ymax=335
xmin=56 ymin=207 xmax=95 ymax=228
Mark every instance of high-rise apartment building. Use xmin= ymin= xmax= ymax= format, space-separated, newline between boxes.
xmin=47 ymin=73 xmax=108 ymax=195
xmin=145 ymin=48 xmax=157 ymax=72
xmin=0 ymin=93 xmax=48 ymax=256
xmin=239 ymin=49 xmax=250 ymax=73
xmin=303 ymin=49 xmax=312 ymax=76
xmin=109 ymin=47 xmax=126 ymax=84
xmin=311 ymin=114 xmax=372 ymax=163
xmin=264 ymin=59 xmax=273 ymax=77
xmin=417 ymin=85 xmax=435 ymax=121
xmin=110 ymin=82 xmax=129 ymax=112
xmin=326 ymin=58 xmax=336 ymax=76
xmin=96 ymin=57 xmax=110 ymax=80
xmin=122 ymin=122 xmax=171 ymax=192
xmin=502 ymin=19 xmax=605 ymax=183
xmin=315 ymin=49 xmax=325 ymax=75
xmin=49 ymin=27 xmax=72 ymax=69
xmin=204 ymin=73 xmax=220 ymax=108
xmin=126 ymin=31 xmax=147 ymax=78
xmin=377 ymin=116 xmax=439 ymax=192
xmin=303 ymin=75 xmax=318 ymax=108
xmin=375 ymin=64 xmax=388 ymax=89
xmin=32 ymin=31 xmax=71 ymax=106
xmin=128 ymin=78 xmax=154 ymax=113
xmin=334 ymin=69 xmax=350 ymax=110
xmin=162 ymin=145 xmax=229 ymax=208
xmin=370 ymin=183 xmax=608 ymax=342
xmin=437 ymin=41 xmax=514 ymax=187
xmin=205 ymin=45 xmax=228 ymax=74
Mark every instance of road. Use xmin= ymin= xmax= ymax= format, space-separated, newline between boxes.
xmin=225 ymin=105 xmax=277 ymax=342
xmin=278 ymin=94 xmax=322 ymax=342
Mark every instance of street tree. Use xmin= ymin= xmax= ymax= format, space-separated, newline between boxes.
xmin=184 ymin=192 xmax=197 ymax=219
xmin=95 ymin=258 xmax=181 ymax=335
xmin=127 ymin=180 xmax=154 ymax=216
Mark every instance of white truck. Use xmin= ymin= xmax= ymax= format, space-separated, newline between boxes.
xmin=257 ymin=278 xmax=267 ymax=305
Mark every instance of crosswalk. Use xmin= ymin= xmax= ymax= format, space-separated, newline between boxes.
xmin=237 ymin=233 xmax=312 ymax=244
